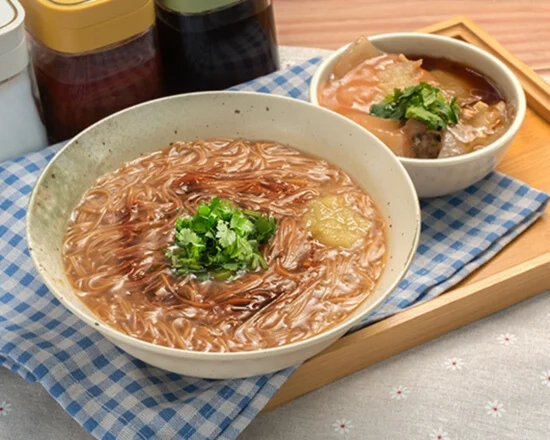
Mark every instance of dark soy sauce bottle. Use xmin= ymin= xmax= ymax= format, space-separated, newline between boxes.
xmin=155 ymin=0 xmax=280 ymax=94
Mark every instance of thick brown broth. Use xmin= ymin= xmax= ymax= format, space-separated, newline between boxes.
xmin=408 ymin=55 xmax=504 ymax=105
xmin=62 ymin=139 xmax=386 ymax=352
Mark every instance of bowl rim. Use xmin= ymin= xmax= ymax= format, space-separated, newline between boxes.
xmin=27 ymin=90 xmax=421 ymax=361
xmin=309 ymin=32 xmax=527 ymax=166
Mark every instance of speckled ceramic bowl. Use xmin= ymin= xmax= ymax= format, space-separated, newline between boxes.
xmin=27 ymin=91 xmax=420 ymax=379
xmin=309 ymin=33 xmax=526 ymax=198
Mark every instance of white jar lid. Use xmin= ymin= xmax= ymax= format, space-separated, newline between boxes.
xmin=0 ymin=0 xmax=27 ymax=82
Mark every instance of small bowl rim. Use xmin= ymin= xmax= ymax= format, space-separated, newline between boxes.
xmin=27 ymin=90 xmax=421 ymax=362
xmin=309 ymin=32 xmax=527 ymax=166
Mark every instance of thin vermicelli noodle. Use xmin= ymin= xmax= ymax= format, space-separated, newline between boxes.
xmin=63 ymin=139 xmax=386 ymax=352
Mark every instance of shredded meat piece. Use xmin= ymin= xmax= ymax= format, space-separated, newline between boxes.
xmin=403 ymin=119 xmax=442 ymax=159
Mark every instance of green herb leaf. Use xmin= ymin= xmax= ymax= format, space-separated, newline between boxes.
xmin=255 ymin=216 xmax=277 ymax=243
xmin=175 ymin=228 xmax=201 ymax=246
xmin=166 ymin=197 xmax=276 ymax=280
xmin=369 ymin=82 xmax=461 ymax=131
xmin=216 ymin=221 xmax=236 ymax=248
xmin=230 ymin=211 xmax=255 ymax=236
xmin=405 ymin=105 xmax=446 ymax=131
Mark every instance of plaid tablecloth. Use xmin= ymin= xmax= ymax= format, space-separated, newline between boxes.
xmin=0 ymin=58 xmax=548 ymax=440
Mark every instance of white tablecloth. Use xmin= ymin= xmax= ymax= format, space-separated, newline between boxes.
xmin=1 ymin=47 xmax=549 ymax=440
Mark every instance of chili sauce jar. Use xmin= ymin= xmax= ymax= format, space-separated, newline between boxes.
xmin=20 ymin=0 xmax=164 ymax=143
xmin=155 ymin=0 xmax=280 ymax=94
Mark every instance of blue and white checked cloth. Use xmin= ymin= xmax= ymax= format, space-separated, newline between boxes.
xmin=1 ymin=58 xmax=549 ymax=440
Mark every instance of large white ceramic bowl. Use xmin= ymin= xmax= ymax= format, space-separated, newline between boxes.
xmin=27 ymin=91 xmax=420 ymax=379
xmin=309 ymin=33 xmax=526 ymax=198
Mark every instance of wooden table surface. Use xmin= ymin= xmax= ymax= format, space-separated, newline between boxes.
xmin=274 ymin=0 xmax=550 ymax=80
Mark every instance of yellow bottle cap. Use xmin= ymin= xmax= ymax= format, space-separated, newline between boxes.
xmin=19 ymin=0 xmax=155 ymax=54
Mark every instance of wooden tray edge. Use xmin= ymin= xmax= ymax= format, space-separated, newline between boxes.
xmin=261 ymin=16 xmax=550 ymax=413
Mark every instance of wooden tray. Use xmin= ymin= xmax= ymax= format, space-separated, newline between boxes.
xmin=262 ymin=16 xmax=550 ymax=412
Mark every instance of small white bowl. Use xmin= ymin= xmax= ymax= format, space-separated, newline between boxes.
xmin=27 ymin=91 xmax=420 ymax=379
xmin=309 ymin=33 xmax=526 ymax=198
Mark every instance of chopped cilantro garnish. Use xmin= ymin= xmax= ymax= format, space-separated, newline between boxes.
xmin=166 ymin=198 xmax=276 ymax=280
xmin=370 ymin=82 xmax=460 ymax=131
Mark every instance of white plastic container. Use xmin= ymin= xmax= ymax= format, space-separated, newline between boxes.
xmin=0 ymin=0 xmax=47 ymax=163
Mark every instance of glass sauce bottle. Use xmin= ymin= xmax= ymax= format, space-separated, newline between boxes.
xmin=20 ymin=0 xmax=164 ymax=143
xmin=155 ymin=0 xmax=279 ymax=94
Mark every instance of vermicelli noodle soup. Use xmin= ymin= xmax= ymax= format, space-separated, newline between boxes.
xmin=62 ymin=139 xmax=387 ymax=352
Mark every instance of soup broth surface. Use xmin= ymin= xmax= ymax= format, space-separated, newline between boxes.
xmin=63 ymin=139 xmax=386 ymax=352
